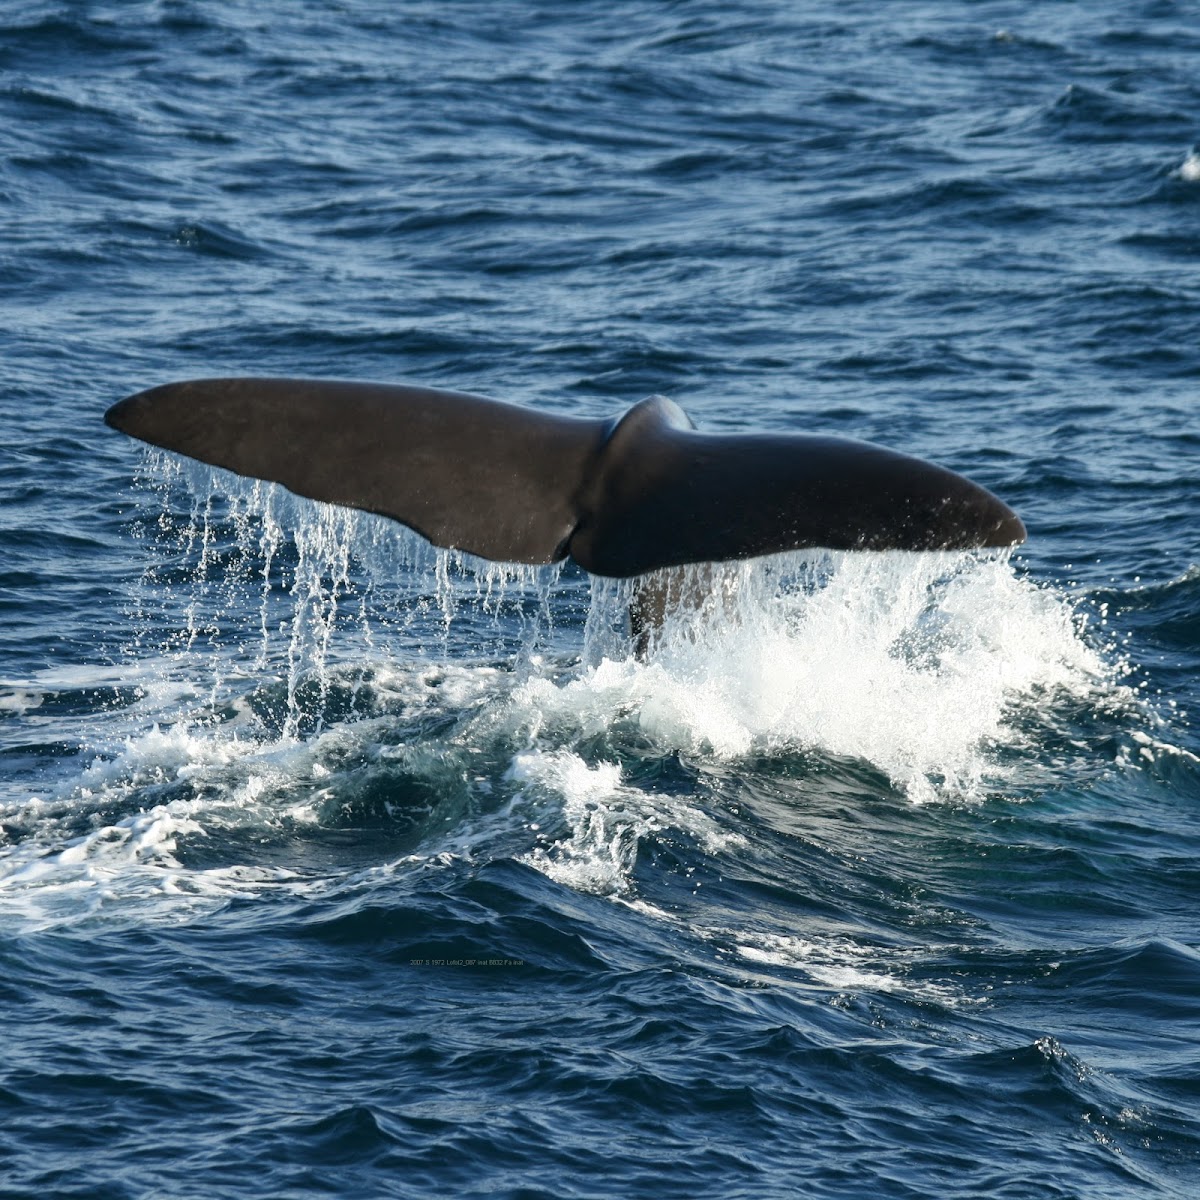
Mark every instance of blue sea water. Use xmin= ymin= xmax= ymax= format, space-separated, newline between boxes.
xmin=2 ymin=1 xmax=1199 ymax=1196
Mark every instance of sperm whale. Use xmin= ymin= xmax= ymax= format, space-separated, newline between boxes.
xmin=104 ymin=378 xmax=1025 ymax=582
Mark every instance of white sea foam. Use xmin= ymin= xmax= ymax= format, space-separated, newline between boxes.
xmin=722 ymin=928 xmax=968 ymax=1005
xmin=510 ymin=748 xmax=743 ymax=895
xmin=511 ymin=551 xmax=1115 ymax=802
xmin=131 ymin=463 xmax=1120 ymax=800
xmin=0 ymin=464 xmax=1138 ymax=929
xmin=494 ymin=550 xmax=1123 ymax=908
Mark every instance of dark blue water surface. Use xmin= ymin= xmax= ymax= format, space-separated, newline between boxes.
xmin=2 ymin=2 xmax=1199 ymax=1197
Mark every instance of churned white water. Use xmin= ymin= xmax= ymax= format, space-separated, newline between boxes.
xmin=526 ymin=552 xmax=1115 ymax=800
xmin=0 ymin=466 xmax=1133 ymax=927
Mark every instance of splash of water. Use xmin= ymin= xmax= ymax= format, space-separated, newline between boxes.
xmin=127 ymin=456 xmax=570 ymax=731
xmin=518 ymin=552 xmax=1114 ymax=801
xmin=0 ymin=460 xmax=1142 ymax=930
xmin=123 ymin=459 xmax=1133 ymax=803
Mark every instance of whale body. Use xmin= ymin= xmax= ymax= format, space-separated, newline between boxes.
xmin=104 ymin=377 xmax=1025 ymax=578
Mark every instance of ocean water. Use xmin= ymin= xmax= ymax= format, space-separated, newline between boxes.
xmin=1 ymin=2 xmax=1198 ymax=1196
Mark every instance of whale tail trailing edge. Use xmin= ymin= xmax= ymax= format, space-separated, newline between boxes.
xmin=105 ymin=377 xmax=1025 ymax=578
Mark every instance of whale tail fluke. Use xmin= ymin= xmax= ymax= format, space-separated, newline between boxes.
xmin=105 ymin=377 xmax=1024 ymax=578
